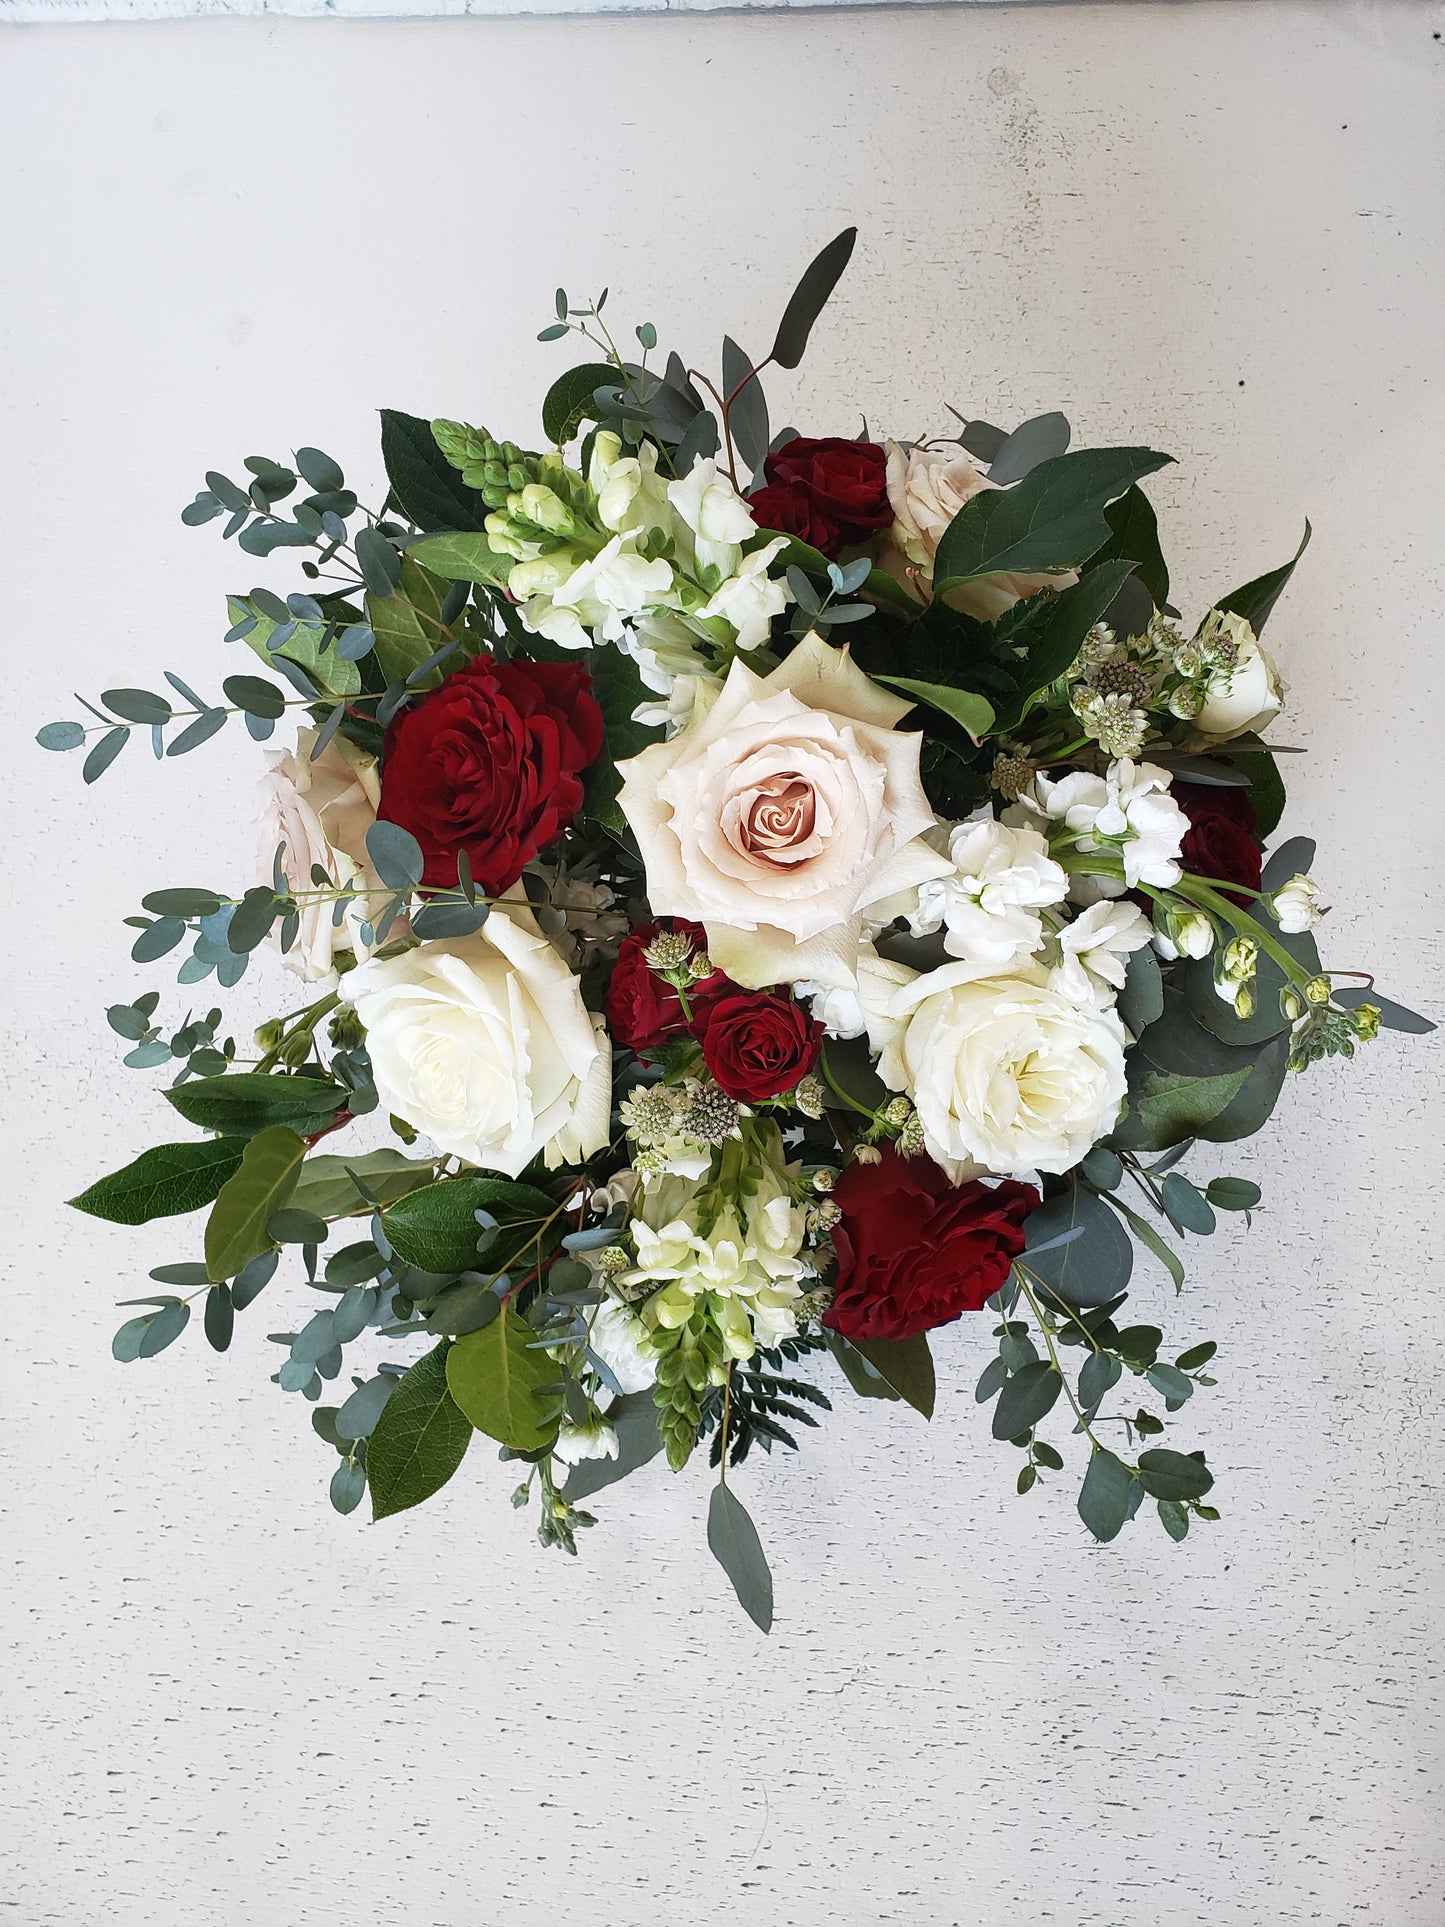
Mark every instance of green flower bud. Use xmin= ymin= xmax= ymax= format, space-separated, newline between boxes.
xmin=1352 ymin=1002 xmax=1382 ymax=1043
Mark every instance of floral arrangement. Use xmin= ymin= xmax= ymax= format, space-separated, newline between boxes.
xmin=44 ymin=231 xmax=1430 ymax=1630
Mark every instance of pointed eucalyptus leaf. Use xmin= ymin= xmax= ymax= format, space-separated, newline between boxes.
xmin=770 ymin=226 xmax=857 ymax=370
xmin=564 ymin=1392 xmax=666 ymax=1500
xmin=707 ymin=1482 xmax=774 ymax=1633
xmin=987 ymin=411 xmax=1072 ymax=485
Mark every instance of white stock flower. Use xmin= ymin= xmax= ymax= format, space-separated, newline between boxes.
xmin=907 ymin=816 xmax=1067 ymax=971
xmin=584 ymin=1297 xmax=658 ymax=1397
xmin=552 ymin=1417 xmax=620 ymax=1466
xmin=1194 ymin=610 xmax=1284 ymax=738
xmin=1050 ymin=899 xmax=1153 ymax=1007
xmin=616 ymin=633 xmax=949 ymax=990
xmin=1270 ymin=872 xmax=1325 ymax=933
xmin=257 ymin=727 xmax=384 ymax=982
xmin=340 ymin=909 xmax=611 ymax=1176
xmin=798 ymin=947 xmax=923 ymax=1050
xmin=1032 ymin=759 xmax=1190 ymax=890
xmin=696 ymin=538 xmax=790 ymax=651
xmin=875 ymin=964 xmax=1129 ymax=1178
xmin=883 ymin=441 xmax=1078 ymax=620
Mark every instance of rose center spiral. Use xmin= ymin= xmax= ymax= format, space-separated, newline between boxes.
xmin=733 ymin=773 xmax=817 ymax=865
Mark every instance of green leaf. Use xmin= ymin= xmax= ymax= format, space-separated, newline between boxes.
xmin=991 ymin=1360 xmax=1063 ymax=1440
xmin=383 ymin=1177 xmax=558 ymax=1277
xmin=933 ymin=448 xmax=1172 ymax=590
xmin=1218 ymin=521 xmax=1310 ymax=633
xmin=37 ymin=720 xmax=86 ymax=751
xmin=564 ymin=1392 xmax=666 ymax=1501
xmin=1098 ymin=1192 xmax=1186 ymax=1291
xmin=1117 ymin=945 xmax=1165 ymax=1035
xmin=872 ymin=676 xmax=995 ymax=743
xmin=1160 ymin=1173 xmax=1216 ymax=1235
xmin=70 ymin=1138 xmax=246 ymax=1224
xmin=707 ymin=1482 xmax=774 ymax=1632
xmin=204 ymin=1126 xmax=306 ymax=1281
xmin=1137 ymin=1447 xmax=1214 ymax=1502
xmin=987 ymin=411 xmax=1071 ymax=486
xmin=1157 ymin=1498 xmax=1190 ymax=1542
xmin=366 ymin=1342 xmax=473 ymax=1521
xmin=583 ymin=644 xmax=664 ymax=832
xmin=379 ymin=409 xmax=490 ymax=532
xmin=229 ymin=596 xmax=361 ymax=700
xmin=1078 ymin=1350 xmax=1122 ymax=1410
xmin=1194 ymin=1035 xmax=1290 ymax=1143
xmin=1095 ymin=484 xmax=1170 ymax=611
xmin=1127 ymin=1067 xmax=1252 ymax=1151
xmin=769 ymin=534 xmax=918 ymax=617
xmin=825 ymin=1332 xmax=904 ymax=1403
xmin=422 ymin=1276 xmax=503 ymax=1337
xmin=203 ymin=1283 xmax=234 ymax=1353
xmin=852 ymin=1332 xmax=935 ymax=1418
xmin=290 ymin=1149 xmax=437 ymax=1220
xmin=1023 ymin=1185 xmax=1133 ymax=1307
xmin=542 ymin=361 xmax=622 ymax=446
xmin=83 ymin=727 xmax=130 ymax=783
xmin=1175 ymin=1341 xmax=1217 ymax=1371
xmin=990 ymin=560 xmax=1139 ymax=731
xmin=770 ymin=226 xmax=857 ymax=370
xmin=410 ymin=532 xmax=513 ymax=588
xmin=366 ymin=558 xmax=460 ymax=688
xmin=165 ymin=1072 xmax=346 ymax=1138
xmin=1078 ymin=1446 xmax=1138 ymax=1542
xmin=446 ymin=1309 xmax=559 ymax=1452
xmin=1229 ymin=747 xmax=1286 ymax=838
xmin=113 ymin=1300 xmax=191 ymax=1363
xmin=330 ymin=1461 xmax=367 ymax=1515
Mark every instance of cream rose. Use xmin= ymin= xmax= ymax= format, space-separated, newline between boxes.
xmin=615 ymin=633 xmax=951 ymax=990
xmin=1193 ymin=611 xmax=1284 ymax=738
xmin=257 ymin=727 xmax=384 ymax=982
xmin=340 ymin=909 xmax=611 ymax=1176
xmin=875 ymin=965 xmax=1129 ymax=1177
xmin=884 ymin=441 xmax=1077 ymax=622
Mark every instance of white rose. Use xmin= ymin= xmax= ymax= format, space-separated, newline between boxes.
xmin=616 ymin=632 xmax=950 ymax=990
xmin=883 ymin=441 xmax=1078 ymax=621
xmin=340 ymin=909 xmax=611 ymax=1176
xmin=1030 ymin=758 xmax=1189 ymax=890
xmin=907 ymin=816 xmax=1067 ymax=971
xmin=1194 ymin=610 xmax=1284 ymax=738
xmin=876 ymin=965 xmax=1128 ymax=1177
xmin=257 ymin=727 xmax=384 ymax=983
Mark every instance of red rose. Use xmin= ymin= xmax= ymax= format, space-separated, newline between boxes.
xmin=1176 ymin=783 xmax=1262 ymax=905
xmin=748 ymin=436 xmax=892 ymax=558
xmin=377 ymin=653 xmax=603 ymax=895
xmin=692 ymin=989 xmax=823 ymax=1103
xmin=824 ymin=1149 xmax=1038 ymax=1343
xmin=604 ymin=921 xmax=729 ymax=1056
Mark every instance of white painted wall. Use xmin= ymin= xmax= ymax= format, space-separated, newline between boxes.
xmin=2 ymin=5 xmax=1443 ymax=1923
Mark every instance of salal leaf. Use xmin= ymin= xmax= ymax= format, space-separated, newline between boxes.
xmin=366 ymin=557 xmax=461 ymax=688
xmin=541 ymin=361 xmax=620 ymax=447
xmin=383 ymin=1177 xmax=558 ymax=1276
xmin=204 ymin=1126 xmax=306 ymax=1282
xmin=379 ymin=409 xmax=489 ymax=531
xmin=289 ymin=1149 xmax=438 ymax=1221
xmin=410 ymin=532 xmax=513 ymax=588
xmin=1218 ymin=521 xmax=1310 ymax=633
xmin=872 ymin=676 xmax=995 ymax=743
xmin=228 ymin=595 xmax=360 ymax=700
xmin=70 ymin=1139 xmax=247 ymax=1225
xmin=165 ymin=1072 xmax=346 ymax=1137
xmin=851 ymin=1332 xmax=935 ymax=1418
xmin=366 ymin=1342 xmax=473 ymax=1521
xmin=825 ymin=1333 xmax=903 ymax=1403
xmin=564 ymin=1393 xmax=666 ymax=1501
xmin=445 ymin=1309 xmax=559 ymax=1452
xmin=707 ymin=1482 xmax=775 ymax=1633
xmin=932 ymin=447 xmax=1172 ymax=590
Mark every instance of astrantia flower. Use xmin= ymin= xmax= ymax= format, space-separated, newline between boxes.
xmin=616 ymin=633 xmax=950 ymax=990
xmin=1029 ymin=759 xmax=1190 ymax=891
xmin=874 ymin=965 xmax=1129 ymax=1178
xmin=906 ymin=817 xmax=1067 ymax=971
xmin=340 ymin=910 xmax=611 ymax=1176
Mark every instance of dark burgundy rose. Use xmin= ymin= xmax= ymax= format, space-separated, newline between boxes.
xmin=1175 ymin=782 xmax=1262 ymax=905
xmin=824 ymin=1149 xmax=1038 ymax=1343
xmin=692 ymin=989 xmax=823 ymax=1103
xmin=748 ymin=436 xmax=893 ymax=557
xmin=604 ymin=921 xmax=729 ymax=1056
xmin=377 ymin=653 xmax=603 ymax=895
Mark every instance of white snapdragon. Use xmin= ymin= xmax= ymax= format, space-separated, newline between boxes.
xmin=1030 ymin=759 xmax=1190 ymax=890
xmin=512 ymin=531 xmax=675 ymax=650
xmin=666 ymin=458 xmax=758 ymax=575
xmin=906 ymin=817 xmax=1067 ymax=971
xmin=695 ymin=539 xmax=791 ymax=652
xmin=1270 ymin=873 xmax=1326 ymax=933
xmin=1050 ymin=899 xmax=1153 ymax=1008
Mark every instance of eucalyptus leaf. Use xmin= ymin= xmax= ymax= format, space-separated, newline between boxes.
xmin=770 ymin=226 xmax=857 ymax=370
xmin=707 ymin=1482 xmax=774 ymax=1633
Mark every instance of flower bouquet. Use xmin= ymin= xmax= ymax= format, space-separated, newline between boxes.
xmin=44 ymin=230 xmax=1430 ymax=1629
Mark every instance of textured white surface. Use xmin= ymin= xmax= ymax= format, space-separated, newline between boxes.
xmin=2 ymin=5 xmax=1444 ymax=1923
